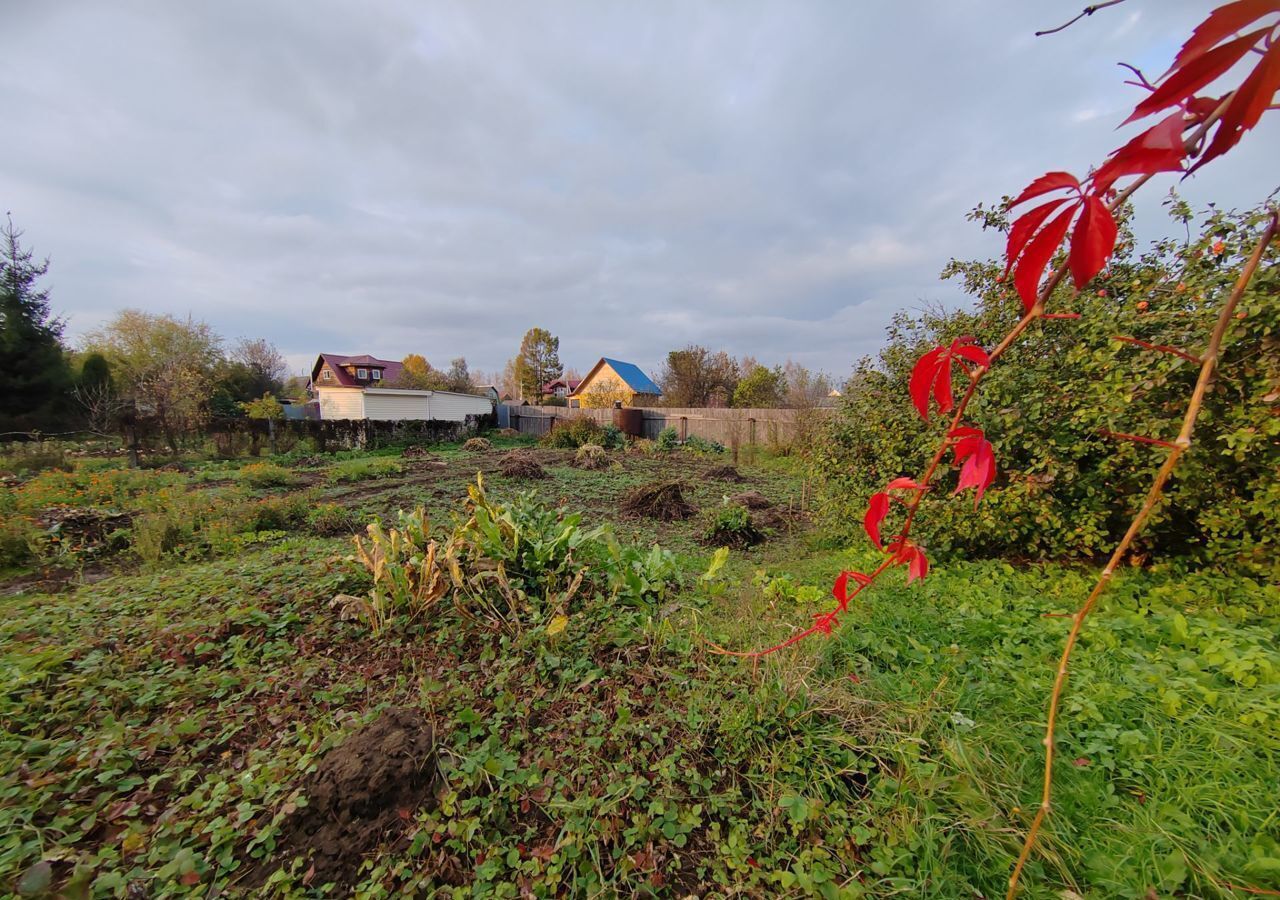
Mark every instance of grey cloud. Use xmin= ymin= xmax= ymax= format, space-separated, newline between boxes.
xmin=2 ymin=0 xmax=1276 ymax=384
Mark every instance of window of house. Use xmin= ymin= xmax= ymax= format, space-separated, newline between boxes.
xmin=357 ymin=368 xmax=368 ymax=379
xmin=371 ymin=369 xmax=381 ymax=380
xmin=321 ymin=370 xmax=332 ymax=381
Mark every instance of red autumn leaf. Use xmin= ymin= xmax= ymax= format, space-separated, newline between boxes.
xmin=832 ymin=570 xmax=872 ymax=609
xmin=1168 ymin=0 xmax=1280 ymax=75
xmin=1015 ymin=204 xmax=1077 ymax=311
xmin=1068 ymin=195 xmax=1119 ymax=290
xmin=885 ymin=477 xmax=925 ymax=491
xmin=908 ymin=339 xmax=990 ymax=420
xmin=863 ymin=491 xmax=889 ymax=550
xmin=949 ymin=426 xmax=997 ymax=505
xmin=813 ymin=611 xmax=838 ymax=635
xmin=891 ymin=541 xmax=929 ymax=584
xmin=1009 ymin=171 xmax=1080 ymax=207
xmin=1092 ymin=111 xmax=1188 ymax=192
xmin=1005 ymin=198 xmax=1074 ymax=277
xmin=1125 ymin=27 xmax=1271 ymax=124
xmin=1192 ymin=39 xmax=1280 ymax=172
xmin=909 ymin=346 xmax=947 ymax=419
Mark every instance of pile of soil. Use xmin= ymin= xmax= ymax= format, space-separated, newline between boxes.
xmin=499 ymin=452 xmax=547 ymax=479
xmin=705 ymin=465 xmax=745 ymax=482
xmin=260 ymin=708 xmax=439 ymax=888
xmin=730 ymin=490 xmax=771 ymax=510
xmin=621 ymin=481 xmax=695 ymax=521
xmin=36 ymin=508 xmax=132 ymax=557
xmin=703 ymin=515 xmax=765 ymax=549
xmin=571 ymin=444 xmax=609 ymax=471
xmin=401 ymin=445 xmax=434 ymax=460
xmin=494 ymin=427 xmax=520 ymax=437
xmin=462 ymin=437 xmax=493 ymax=453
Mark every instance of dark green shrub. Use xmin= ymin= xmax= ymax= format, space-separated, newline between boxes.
xmin=814 ymin=201 xmax=1279 ymax=575
xmin=600 ymin=423 xmax=626 ymax=450
xmin=684 ymin=435 xmax=725 ymax=455
xmin=655 ymin=427 xmax=680 ymax=451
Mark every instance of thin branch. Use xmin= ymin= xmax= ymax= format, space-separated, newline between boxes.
xmin=1006 ymin=209 xmax=1279 ymax=899
xmin=1117 ymin=62 xmax=1155 ymax=92
xmin=1098 ymin=429 xmax=1179 ymax=450
xmin=1112 ymin=335 xmax=1202 ymax=363
xmin=1036 ymin=0 xmax=1128 ymax=37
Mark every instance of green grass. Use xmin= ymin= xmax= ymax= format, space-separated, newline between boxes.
xmin=1 ymin=445 xmax=1276 ymax=897
xmin=707 ymin=549 xmax=1280 ymax=897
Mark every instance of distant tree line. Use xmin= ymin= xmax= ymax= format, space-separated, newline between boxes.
xmin=0 ymin=215 xmax=295 ymax=449
xmin=657 ymin=345 xmax=837 ymax=409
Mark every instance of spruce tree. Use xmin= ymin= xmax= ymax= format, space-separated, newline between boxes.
xmin=0 ymin=215 xmax=70 ymax=432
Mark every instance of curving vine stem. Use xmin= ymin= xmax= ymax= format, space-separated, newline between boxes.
xmin=1006 ymin=208 xmax=1280 ymax=898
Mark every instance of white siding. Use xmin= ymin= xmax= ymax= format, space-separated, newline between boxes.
xmin=364 ymin=392 xmax=431 ymax=421
xmin=428 ymin=392 xmax=493 ymax=421
xmin=316 ymin=388 xmax=365 ymax=420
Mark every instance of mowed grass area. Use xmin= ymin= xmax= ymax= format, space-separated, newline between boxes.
xmin=2 ymin=440 xmax=1277 ymax=897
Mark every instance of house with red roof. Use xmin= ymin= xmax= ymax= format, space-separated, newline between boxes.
xmin=308 ymin=354 xmax=492 ymax=422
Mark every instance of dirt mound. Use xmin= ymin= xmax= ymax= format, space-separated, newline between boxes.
xmin=621 ymin=481 xmax=694 ymax=521
xmin=36 ymin=508 xmax=132 ymax=557
xmin=462 ymin=437 xmax=492 ymax=453
xmin=263 ymin=708 xmax=438 ymax=888
xmin=730 ymin=490 xmax=771 ymax=510
xmin=571 ymin=444 xmax=609 ymax=471
xmin=499 ymin=452 xmax=547 ymax=479
xmin=705 ymin=465 xmax=745 ymax=482
xmin=495 ymin=427 xmax=520 ymax=437
xmin=401 ymin=445 xmax=434 ymax=459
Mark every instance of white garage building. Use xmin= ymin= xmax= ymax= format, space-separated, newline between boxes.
xmin=310 ymin=354 xmax=494 ymax=422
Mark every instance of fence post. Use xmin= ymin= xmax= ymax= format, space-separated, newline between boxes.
xmin=680 ymin=416 xmax=688 ymax=441
xmin=748 ymin=417 xmax=757 ymax=446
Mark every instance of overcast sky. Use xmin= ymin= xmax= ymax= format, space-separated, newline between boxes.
xmin=3 ymin=1 xmax=1276 ymax=381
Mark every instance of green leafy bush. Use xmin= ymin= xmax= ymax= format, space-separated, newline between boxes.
xmin=541 ymin=414 xmax=604 ymax=449
xmin=684 ymin=435 xmax=726 ymax=455
xmin=326 ymin=457 xmax=403 ymax=484
xmin=600 ymin=423 xmax=626 ymax=450
xmin=814 ymin=201 xmax=1280 ymax=575
xmin=702 ymin=504 xmax=764 ymax=549
xmin=655 ymin=426 xmax=680 ymax=451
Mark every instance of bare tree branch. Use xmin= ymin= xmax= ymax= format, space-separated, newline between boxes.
xmin=1036 ymin=0 xmax=1128 ymax=37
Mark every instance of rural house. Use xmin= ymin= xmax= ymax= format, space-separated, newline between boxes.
xmin=568 ymin=357 xmax=662 ymax=408
xmin=309 ymin=353 xmax=493 ymax=421
xmin=542 ymin=377 xmax=582 ymax=400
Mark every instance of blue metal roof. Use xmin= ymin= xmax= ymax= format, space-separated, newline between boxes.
xmin=601 ymin=358 xmax=662 ymax=395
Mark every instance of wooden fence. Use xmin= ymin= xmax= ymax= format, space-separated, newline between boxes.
xmin=503 ymin=404 xmax=831 ymax=447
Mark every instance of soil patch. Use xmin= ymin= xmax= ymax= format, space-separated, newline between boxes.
xmin=36 ymin=508 xmax=133 ymax=557
xmin=401 ymin=445 xmax=435 ymax=460
xmin=499 ymin=452 xmax=547 ymax=479
xmin=258 ymin=707 xmax=439 ymax=888
xmin=705 ymin=465 xmax=746 ymax=482
xmin=620 ymin=481 xmax=695 ymax=521
xmin=730 ymin=490 xmax=771 ymax=510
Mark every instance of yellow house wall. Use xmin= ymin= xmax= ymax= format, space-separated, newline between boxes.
xmin=573 ymin=362 xmax=638 ymax=408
